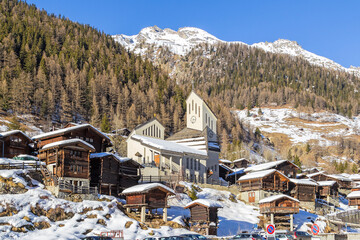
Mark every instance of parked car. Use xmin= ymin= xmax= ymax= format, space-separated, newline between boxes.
xmin=292 ymin=231 xmax=312 ymax=240
xmin=179 ymin=234 xmax=208 ymax=239
xmin=275 ymin=232 xmax=294 ymax=240
xmin=143 ymin=237 xmax=192 ymax=240
xmin=232 ymin=232 xmax=264 ymax=239
xmin=81 ymin=237 xmax=112 ymax=240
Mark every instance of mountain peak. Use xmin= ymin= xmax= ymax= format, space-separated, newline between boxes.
xmin=113 ymin=26 xmax=360 ymax=77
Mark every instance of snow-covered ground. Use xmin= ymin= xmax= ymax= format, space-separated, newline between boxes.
xmin=236 ymin=107 xmax=360 ymax=147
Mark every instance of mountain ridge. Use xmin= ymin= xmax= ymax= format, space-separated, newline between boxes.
xmin=113 ymin=26 xmax=360 ymax=77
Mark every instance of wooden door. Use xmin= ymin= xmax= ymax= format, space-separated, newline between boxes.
xmin=249 ymin=192 xmax=255 ymax=202
xmin=154 ymin=154 xmax=160 ymax=167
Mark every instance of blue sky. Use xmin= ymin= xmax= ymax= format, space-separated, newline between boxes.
xmin=27 ymin=0 xmax=360 ymax=68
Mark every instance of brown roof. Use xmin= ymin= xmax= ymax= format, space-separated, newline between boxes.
xmin=166 ymin=127 xmax=205 ymax=141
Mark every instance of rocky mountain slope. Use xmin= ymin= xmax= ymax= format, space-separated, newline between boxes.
xmin=113 ymin=26 xmax=360 ymax=77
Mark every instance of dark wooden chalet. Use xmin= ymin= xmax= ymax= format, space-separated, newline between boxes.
xmin=90 ymin=152 xmax=143 ymax=196
xmin=233 ymin=158 xmax=249 ymax=168
xmin=317 ymin=181 xmax=339 ymax=200
xmin=326 ymin=174 xmax=353 ymax=189
xmin=122 ymin=183 xmax=175 ymax=222
xmin=38 ymin=139 xmax=95 ymax=188
xmin=32 ymin=124 xmax=112 ymax=153
xmin=347 ymin=191 xmax=360 ymax=209
xmin=307 ymin=172 xmax=328 ymax=181
xmin=237 ymin=169 xmax=290 ymax=192
xmin=184 ymin=199 xmax=222 ymax=236
xmin=244 ymin=160 xmax=299 ymax=178
xmin=309 ymin=172 xmax=353 ymax=189
xmin=0 ymin=130 xmax=33 ymax=158
xmin=289 ymin=179 xmax=317 ymax=202
xmin=219 ymin=163 xmax=233 ymax=180
xmin=259 ymin=194 xmax=299 ymax=231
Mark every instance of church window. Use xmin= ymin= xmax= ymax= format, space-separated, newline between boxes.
xmin=205 ymin=113 xmax=207 ymax=123
xmin=192 ymin=100 xmax=194 ymax=111
xmin=211 ymin=120 xmax=213 ymax=130
xmin=195 ymin=103 xmax=197 ymax=114
xmin=198 ymin=106 xmax=200 ymax=117
xmin=189 ymin=103 xmax=191 ymax=114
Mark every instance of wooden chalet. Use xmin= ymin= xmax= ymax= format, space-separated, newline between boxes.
xmin=233 ymin=158 xmax=249 ymax=168
xmin=244 ymin=160 xmax=299 ymax=178
xmin=32 ymin=124 xmax=112 ymax=153
xmin=38 ymin=139 xmax=95 ymax=188
xmin=317 ymin=181 xmax=339 ymax=202
xmin=347 ymin=191 xmax=360 ymax=210
xmin=89 ymin=152 xmax=143 ymax=196
xmin=289 ymin=179 xmax=317 ymax=202
xmin=237 ymin=169 xmax=290 ymax=192
xmin=326 ymin=174 xmax=353 ymax=190
xmin=219 ymin=163 xmax=233 ymax=180
xmin=309 ymin=172 xmax=353 ymax=190
xmin=0 ymin=130 xmax=33 ymax=158
xmin=122 ymin=183 xmax=175 ymax=222
xmin=237 ymin=169 xmax=290 ymax=204
xmin=259 ymin=194 xmax=299 ymax=230
xmin=184 ymin=199 xmax=222 ymax=236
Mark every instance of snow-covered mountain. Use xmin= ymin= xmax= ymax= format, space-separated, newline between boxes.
xmin=113 ymin=26 xmax=360 ymax=77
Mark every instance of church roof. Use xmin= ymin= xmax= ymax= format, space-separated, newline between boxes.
xmin=134 ymin=117 xmax=164 ymax=130
xmin=166 ymin=127 xmax=204 ymax=141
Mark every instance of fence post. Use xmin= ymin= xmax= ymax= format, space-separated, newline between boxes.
xmin=150 ymin=175 xmax=151 ymax=183
xmin=8 ymin=162 xmax=10 ymax=170
xmin=23 ymin=162 xmax=25 ymax=170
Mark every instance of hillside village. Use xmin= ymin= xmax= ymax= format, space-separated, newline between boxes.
xmin=0 ymin=91 xmax=360 ymax=239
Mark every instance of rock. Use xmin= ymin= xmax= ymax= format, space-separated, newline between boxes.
xmin=22 ymin=216 xmax=31 ymax=222
xmin=139 ymin=223 xmax=148 ymax=230
xmin=34 ymin=221 xmax=51 ymax=229
xmin=80 ymin=207 xmax=93 ymax=214
xmin=125 ymin=221 xmax=133 ymax=228
xmin=46 ymin=207 xmax=75 ymax=222
xmin=97 ymin=219 xmax=106 ymax=226
xmin=86 ymin=214 xmax=97 ymax=219
xmin=58 ymin=224 xmax=65 ymax=227
xmin=82 ymin=229 xmax=93 ymax=235
xmin=104 ymin=214 xmax=111 ymax=219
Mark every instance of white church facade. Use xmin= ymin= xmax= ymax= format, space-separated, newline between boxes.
xmin=126 ymin=91 xmax=220 ymax=183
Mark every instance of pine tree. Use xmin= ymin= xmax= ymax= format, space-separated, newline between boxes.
xmin=100 ymin=114 xmax=111 ymax=133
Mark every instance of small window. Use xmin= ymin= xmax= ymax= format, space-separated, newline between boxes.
xmin=195 ymin=103 xmax=197 ymax=114
xmin=192 ymin=100 xmax=194 ymax=111
xmin=198 ymin=106 xmax=200 ymax=117
xmin=189 ymin=103 xmax=191 ymax=114
xmin=90 ymin=138 xmax=93 ymax=143
xmin=205 ymin=113 xmax=207 ymax=123
xmin=86 ymin=137 xmax=89 ymax=142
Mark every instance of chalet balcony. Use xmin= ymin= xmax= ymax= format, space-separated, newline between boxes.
xmin=239 ymin=181 xmax=289 ymax=192
xmin=9 ymin=142 xmax=27 ymax=148
xmin=260 ymin=206 xmax=299 ymax=214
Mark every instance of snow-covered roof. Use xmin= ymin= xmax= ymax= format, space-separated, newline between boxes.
xmin=238 ymin=169 xmax=288 ymax=182
xmin=90 ymin=152 xmax=133 ymax=163
xmin=0 ymin=130 xmax=32 ymax=141
xmin=327 ymin=174 xmax=353 ymax=182
xmin=41 ymin=139 xmax=95 ymax=151
xmin=227 ymin=168 xmax=245 ymax=177
xmin=219 ymin=159 xmax=232 ymax=164
xmin=184 ymin=199 xmax=223 ymax=209
xmin=244 ymin=160 xmax=298 ymax=173
xmin=233 ymin=158 xmax=249 ymax=163
xmin=348 ymin=174 xmax=360 ymax=181
xmin=131 ymin=135 xmax=207 ymax=157
xmin=317 ymin=181 xmax=337 ymax=187
xmin=347 ymin=191 xmax=360 ymax=199
xmin=259 ymin=194 xmax=299 ymax=204
xmin=290 ymin=178 xmax=318 ymax=186
xmin=122 ymin=183 xmax=175 ymax=195
xmin=32 ymin=124 xmax=111 ymax=142
xmin=307 ymin=171 xmax=327 ymax=178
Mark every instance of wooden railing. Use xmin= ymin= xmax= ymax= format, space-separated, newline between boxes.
xmin=260 ymin=206 xmax=299 ymax=214
xmin=0 ymin=161 xmax=43 ymax=170
xmin=139 ymin=175 xmax=229 ymax=186
xmin=58 ymin=179 xmax=98 ymax=194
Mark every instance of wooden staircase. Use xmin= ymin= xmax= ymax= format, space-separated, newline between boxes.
xmin=40 ymin=164 xmax=58 ymax=186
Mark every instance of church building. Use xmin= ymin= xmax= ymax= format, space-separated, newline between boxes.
xmin=126 ymin=91 xmax=220 ymax=183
